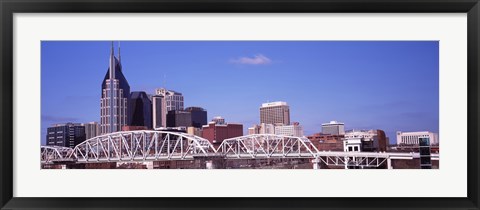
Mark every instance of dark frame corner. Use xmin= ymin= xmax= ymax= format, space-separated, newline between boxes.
xmin=1 ymin=0 xmax=479 ymax=209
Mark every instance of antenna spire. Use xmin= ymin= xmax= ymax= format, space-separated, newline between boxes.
xmin=109 ymin=41 xmax=115 ymax=79
xmin=118 ymin=41 xmax=121 ymax=62
xmin=110 ymin=41 xmax=114 ymax=57
xmin=108 ymin=41 xmax=116 ymax=132
xmin=163 ymin=74 xmax=166 ymax=88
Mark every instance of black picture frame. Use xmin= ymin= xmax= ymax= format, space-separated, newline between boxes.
xmin=1 ymin=0 xmax=479 ymax=209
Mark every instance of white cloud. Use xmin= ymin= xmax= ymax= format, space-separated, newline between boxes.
xmin=231 ymin=54 xmax=272 ymax=65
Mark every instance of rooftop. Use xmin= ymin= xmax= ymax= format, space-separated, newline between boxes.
xmin=321 ymin=121 xmax=344 ymax=126
xmin=261 ymin=101 xmax=288 ymax=107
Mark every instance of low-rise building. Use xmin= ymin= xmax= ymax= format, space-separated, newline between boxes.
xmin=274 ymin=122 xmax=304 ymax=137
xmin=321 ymin=120 xmax=345 ymax=135
xmin=396 ymin=131 xmax=439 ymax=145
xmin=343 ymin=137 xmax=362 ymax=152
xmin=211 ymin=116 xmax=225 ymax=125
xmin=307 ymin=133 xmax=344 ymax=151
xmin=46 ymin=123 xmax=86 ymax=148
xmin=344 ymin=129 xmax=387 ymax=152
xmin=248 ymin=124 xmax=261 ymax=135
xmin=187 ymin=126 xmax=203 ymax=137
xmin=260 ymin=123 xmax=275 ymax=134
xmin=249 ymin=122 xmax=301 ymax=136
xmin=202 ymin=122 xmax=243 ymax=146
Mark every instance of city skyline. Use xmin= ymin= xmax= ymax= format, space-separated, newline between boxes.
xmin=41 ymin=41 xmax=439 ymax=145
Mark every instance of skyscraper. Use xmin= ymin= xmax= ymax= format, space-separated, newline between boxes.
xmin=260 ymin=101 xmax=290 ymax=125
xmin=155 ymin=88 xmax=184 ymax=127
xmin=100 ymin=42 xmax=130 ymax=134
xmin=185 ymin=106 xmax=207 ymax=128
xmin=152 ymin=95 xmax=164 ymax=130
xmin=129 ymin=91 xmax=152 ymax=129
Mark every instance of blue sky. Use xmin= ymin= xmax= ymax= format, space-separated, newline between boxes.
xmin=41 ymin=41 xmax=439 ymax=145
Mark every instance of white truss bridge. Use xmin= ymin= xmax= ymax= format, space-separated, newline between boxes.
xmin=41 ymin=130 xmax=439 ymax=168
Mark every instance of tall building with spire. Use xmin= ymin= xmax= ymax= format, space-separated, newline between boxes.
xmin=100 ymin=42 xmax=131 ymax=134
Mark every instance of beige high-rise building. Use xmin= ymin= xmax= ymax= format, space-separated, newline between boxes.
xmin=260 ymin=101 xmax=290 ymax=125
xmin=155 ymin=88 xmax=184 ymax=127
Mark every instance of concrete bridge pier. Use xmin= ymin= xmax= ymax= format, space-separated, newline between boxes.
xmin=205 ymin=160 xmax=225 ymax=169
xmin=312 ymin=158 xmax=320 ymax=169
xmin=206 ymin=160 xmax=215 ymax=169
xmin=199 ymin=157 xmax=225 ymax=169
xmin=387 ymin=158 xmax=393 ymax=169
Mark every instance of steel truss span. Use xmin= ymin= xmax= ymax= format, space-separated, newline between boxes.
xmin=41 ymin=146 xmax=74 ymax=164
xmin=218 ymin=134 xmax=320 ymax=159
xmin=217 ymin=134 xmax=438 ymax=168
xmin=66 ymin=130 xmax=216 ymax=163
xmin=219 ymin=134 xmax=383 ymax=168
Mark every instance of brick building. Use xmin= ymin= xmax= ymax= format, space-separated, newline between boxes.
xmin=202 ymin=122 xmax=243 ymax=146
xmin=307 ymin=133 xmax=344 ymax=151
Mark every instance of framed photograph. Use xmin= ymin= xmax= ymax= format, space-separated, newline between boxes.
xmin=1 ymin=0 xmax=479 ymax=209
